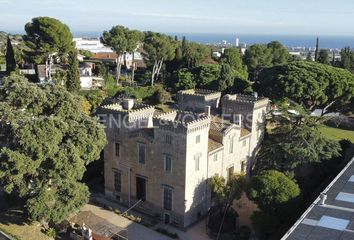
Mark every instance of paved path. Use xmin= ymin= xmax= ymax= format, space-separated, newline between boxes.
xmin=81 ymin=204 xmax=171 ymax=240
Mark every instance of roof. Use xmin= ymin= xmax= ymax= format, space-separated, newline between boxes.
xmin=91 ymin=52 xmax=118 ymax=60
xmin=210 ymin=115 xmax=233 ymax=132
xmin=282 ymin=157 xmax=354 ymax=240
xmin=240 ymin=128 xmax=251 ymax=137
xmin=208 ymin=138 xmax=223 ymax=152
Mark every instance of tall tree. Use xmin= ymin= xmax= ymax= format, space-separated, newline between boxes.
xmin=143 ymin=32 xmax=177 ymax=85
xmin=102 ymin=25 xmax=130 ymax=84
xmin=24 ymin=17 xmax=75 ymax=64
xmin=317 ymin=49 xmax=329 ymax=64
xmin=314 ymin=37 xmax=319 ymax=62
xmin=5 ymin=36 xmax=16 ymax=74
xmin=0 ymin=74 xmax=106 ymax=224
xmin=220 ymin=47 xmax=248 ymax=79
xmin=218 ymin=63 xmax=234 ymax=92
xmin=244 ymin=44 xmax=272 ymax=81
xmin=256 ymin=118 xmax=341 ymax=172
xmin=66 ymin=51 xmax=81 ymax=92
xmin=258 ymin=61 xmax=354 ymax=111
xmin=340 ymin=47 xmax=354 ymax=72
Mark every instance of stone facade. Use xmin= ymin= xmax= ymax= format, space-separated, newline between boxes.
xmin=100 ymin=90 xmax=269 ymax=228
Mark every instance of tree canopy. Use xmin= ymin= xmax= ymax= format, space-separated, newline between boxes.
xmin=256 ymin=118 xmax=341 ymax=172
xmin=143 ymin=31 xmax=177 ymax=85
xmin=24 ymin=17 xmax=75 ymax=64
xmin=244 ymin=41 xmax=290 ymax=80
xmin=0 ymin=74 xmax=106 ymax=223
xmin=247 ymin=170 xmax=300 ymax=210
xmin=258 ymin=61 xmax=354 ymax=110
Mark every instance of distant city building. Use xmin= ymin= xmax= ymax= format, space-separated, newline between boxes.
xmin=73 ymin=37 xmax=113 ymax=53
xmin=100 ymin=89 xmax=269 ymax=228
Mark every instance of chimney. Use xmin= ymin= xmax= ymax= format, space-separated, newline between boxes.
xmin=319 ymin=192 xmax=327 ymax=205
xmin=123 ymin=99 xmax=134 ymax=110
xmin=204 ymin=106 xmax=211 ymax=116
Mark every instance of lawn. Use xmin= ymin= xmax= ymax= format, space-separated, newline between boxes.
xmin=319 ymin=125 xmax=354 ymax=142
xmin=0 ymin=210 xmax=51 ymax=240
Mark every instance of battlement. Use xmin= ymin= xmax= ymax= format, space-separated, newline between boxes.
xmin=178 ymin=89 xmax=221 ymax=100
xmin=222 ymin=94 xmax=269 ymax=109
xmin=100 ymin=100 xmax=155 ymax=123
xmin=154 ymin=110 xmax=210 ymax=133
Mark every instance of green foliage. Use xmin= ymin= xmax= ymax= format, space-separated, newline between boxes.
xmin=79 ymin=90 xmax=105 ymax=113
xmin=258 ymin=61 xmax=354 ymax=110
xmin=175 ymin=68 xmax=196 ymax=90
xmin=257 ymin=119 xmax=341 ymax=172
xmin=0 ymin=74 xmax=107 ymax=223
xmin=78 ymin=49 xmax=93 ymax=58
xmin=218 ymin=63 xmax=234 ymax=92
xmin=184 ymin=41 xmax=211 ymax=68
xmin=66 ymin=51 xmax=81 ymax=93
xmin=197 ymin=64 xmax=221 ymax=88
xmin=102 ymin=25 xmax=143 ymax=56
xmin=248 ymin=170 xmax=300 ymax=210
xmin=5 ymin=36 xmax=16 ymax=74
xmin=317 ymin=49 xmax=329 ymax=64
xmin=44 ymin=228 xmax=56 ymax=238
xmin=210 ymin=174 xmax=246 ymax=208
xmin=143 ymin=31 xmax=177 ymax=66
xmin=244 ymin=41 xmax=290 ymax=80
xmin=52 ymin=69 xmax=67 ymax=86
xmin=340 ymin=47 xmax=354 ymax=72
xmin=24 ymin=17 xmax=75 ymax=63
xmin=220 ymin=47 xmax=248 ymax=79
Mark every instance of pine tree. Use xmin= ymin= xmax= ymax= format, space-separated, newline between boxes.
xmin=218 ymin=63 xmax=234 ymax=92
xmin=5 ymin=36 xmax=16 ymax=74
xmin=66 ymin=51 xmax=80 ymax=92
xmin=314 ymin=37 xmax=319 ymax=62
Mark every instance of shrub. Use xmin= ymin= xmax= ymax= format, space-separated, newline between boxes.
xmin=156 ymin=228 xmax=178 ymax=239
xmin=44 ymin=228 xmax=57 ymax=238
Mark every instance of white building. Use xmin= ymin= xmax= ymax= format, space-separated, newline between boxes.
xmin=101 ymin=89 xmax=269 ymax=228
xmin=73 ymin=37 xmax=113 ymax=53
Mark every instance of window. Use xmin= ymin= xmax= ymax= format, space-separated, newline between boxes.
xmin=213 ymin=153 xmax=218 ymax=162
xmin=194 ymin=154 xmax=201 ymax=171
xmin=229 ymin=136 xmax=234 ymax=154
xmin=138 ymin=143 xmax=146 ymax=164
xmin=241 ymin=161 xmax=246 ymax=173
xmin=115 ymin=143 xmax=120 ymax=157
xmin=163 ymin=187 xmax=173 ymax=210
xmin=165 ymin=135 xmax=172 ymax=144
xmin=164 ymin=155 xmax=172 ymax=173
xmin=242 ymin=140 xmax=246 ymax=147
xmin=196 ymin=135 xmax=201 ymax=144
xmin=228 ymin=166 xmax=234 ymax=181
xmin=114 ymin=171 xmax=121 ymax=192
xmin=136 ymin=176 xmax=146 ymax=201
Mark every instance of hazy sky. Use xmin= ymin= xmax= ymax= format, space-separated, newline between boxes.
xmin=1 ymin=0 xmax=354 ymax=36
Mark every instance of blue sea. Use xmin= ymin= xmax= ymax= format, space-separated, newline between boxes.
xmin=73 ymin=31 xmax=354 ymax=49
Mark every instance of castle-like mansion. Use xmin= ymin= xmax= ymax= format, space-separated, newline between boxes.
xmin=99 ymin=89 xmax=269 ymax=228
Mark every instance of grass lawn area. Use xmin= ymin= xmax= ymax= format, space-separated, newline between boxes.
xmin=0 ymin=210 xmax=51 ymax=240
xmin=319 ymin=125 xmax=354 ymax=142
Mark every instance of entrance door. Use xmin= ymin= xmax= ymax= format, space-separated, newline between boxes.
xmin=136 ymin=177 xmax=146 ymax=201
xmin=164 ymin=213 xmax=170 ymax=224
